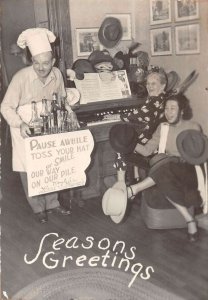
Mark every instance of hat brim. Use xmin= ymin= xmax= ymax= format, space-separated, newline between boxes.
xmin=176 ymin=130 xmax=208 ymax=165
xmin=110 ymin=182 xmax=127 ymax=224
xmin=98 ymin=18 xmax=122 ymax=49
xmin=102 ymin=182 xmax=127 ymax=224
xmin=149 ymin=154 xmax=179 ymax=175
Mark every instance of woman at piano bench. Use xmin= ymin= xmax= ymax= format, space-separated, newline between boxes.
xmin=111 ymin=68 xmax=168 ymax=182
xmin=125 ymin=93 xmax=207 ymax=242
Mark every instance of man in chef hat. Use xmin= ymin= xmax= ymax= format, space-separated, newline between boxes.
xmin=1 ymin=28 xmax=74 ymax=223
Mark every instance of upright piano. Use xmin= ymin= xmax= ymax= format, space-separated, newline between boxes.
xmin=60 ymin=95 xmax=145 ymax=202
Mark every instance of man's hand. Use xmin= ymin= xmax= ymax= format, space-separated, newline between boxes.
xmin=20 ymin=122 xmax=31 ymax=138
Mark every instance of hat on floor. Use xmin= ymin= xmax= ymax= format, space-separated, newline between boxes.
xmin=176 ymin=130 xmax=208 ymax=165
xmin=109 ymin=123 xmax=138 ymax=154
xmin=98 ymin=17 xmax=122 ymax=48
xmin=17 ymin=28 xmax=56 ymax=56
xmin=102 ymin=181 xmax=127 ymax=224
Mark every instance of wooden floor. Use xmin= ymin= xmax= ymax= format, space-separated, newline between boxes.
xmin=1 ymin=168 xmax=208 ymax=300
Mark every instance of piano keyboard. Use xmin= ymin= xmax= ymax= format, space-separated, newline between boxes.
xmin=87 ymin=113 xmax=121 ymax=127
xmin=87 ymin=118 xmax=121 ymax=127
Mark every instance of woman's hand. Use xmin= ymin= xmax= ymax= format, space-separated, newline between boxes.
xmin=20 ymin=122 xmax=31 ymax=138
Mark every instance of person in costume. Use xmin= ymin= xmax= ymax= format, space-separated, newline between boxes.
xmin=1 ymin=28 xmax=79 ymax=223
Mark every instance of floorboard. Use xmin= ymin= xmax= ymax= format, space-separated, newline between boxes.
xmin=1 ymin=177 xmax=208 ymax=300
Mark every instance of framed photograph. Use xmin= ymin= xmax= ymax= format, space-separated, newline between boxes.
xmin=150 ymin=0 xmax=171 ymax=25
xmin=150 ymin=27 xmax=172 ymax=56
xmin=175 ymin=24 xmax=200 ymax=55
xmin=76 ymin=28 xmax=103 ymax=57
xmin=175 ymin=0 xmax=199 ymax=22
xmin=106 ymin=13 xmax=132 ymax=40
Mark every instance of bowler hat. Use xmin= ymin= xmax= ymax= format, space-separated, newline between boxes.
xmin=176 ymin=130 xmax=208 ymax=165
xmin=72 ymin=59 xmax=94 ymax=80
xmin=109 ymin=124 xmax=138 ymax=154
xmin=102 ymin=181 xmax=127 ymax=224
xmin=98 ymin=17 xmax=122 ymax=48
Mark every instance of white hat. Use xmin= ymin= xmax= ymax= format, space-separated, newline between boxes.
xmin=17 ymin=28 xmax=56 ymax=56
xmin=102 ymin=181 xmax=127 ymax=224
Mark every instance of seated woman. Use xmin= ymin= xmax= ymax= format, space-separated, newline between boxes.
xmin=125 ymin=93 xmax=207 ymax=242
xmin=111 ymin=68 xmax=168 ymax=183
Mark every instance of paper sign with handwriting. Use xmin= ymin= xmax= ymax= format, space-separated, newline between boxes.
xmin=24 ymin=130 xmax=94 ymax=197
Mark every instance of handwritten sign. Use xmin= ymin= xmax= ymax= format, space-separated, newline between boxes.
xmin=24 ymin=130 xmax=94 ymax=197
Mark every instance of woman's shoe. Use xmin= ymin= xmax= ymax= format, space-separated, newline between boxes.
xmin=187 ymin=220 xmax=199 ymax=242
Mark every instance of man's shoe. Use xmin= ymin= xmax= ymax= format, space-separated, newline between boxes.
xmin=51 ymin=206 xmax=71 ymax=215
xmin=35 ymin=212 xmax=48 ymax=224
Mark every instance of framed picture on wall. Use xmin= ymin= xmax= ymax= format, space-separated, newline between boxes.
xmin=175 ymin=0 xmax=199 ymax=22
xmin=106 ymin=13 xmax=132 ymax=40
xmin=175 ymin=24 xmax=200 ymax=54
xmin=150 ymin=27 xmax=172 ymax=56
xmin=150 ymin=0 xmax=171 ymax=25
xmin=76 ymin=28 xmax=103 ymax=57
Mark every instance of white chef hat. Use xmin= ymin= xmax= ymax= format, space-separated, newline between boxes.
xmin=17 ymin=28 xmax=56 ymax=56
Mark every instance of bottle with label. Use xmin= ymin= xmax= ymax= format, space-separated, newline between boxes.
xmin=40 ymin=98 xmax=49 ymax=135
xmin=28 ymin=101 xmax=42 ymax=136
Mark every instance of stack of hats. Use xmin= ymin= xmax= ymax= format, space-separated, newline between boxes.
xmin=88 ymin=49 xmax=116 ymax=72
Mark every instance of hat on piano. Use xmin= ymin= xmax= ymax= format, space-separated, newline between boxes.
xmin=98 ymin=17 xmax=123 ymax=48
xmin=72 ymin=59 xmax=95 ymax=80
xmin=109 ymin=123 xmax=138 ymax=154
xmin=17 ymin=28 xmax=56 ymax=56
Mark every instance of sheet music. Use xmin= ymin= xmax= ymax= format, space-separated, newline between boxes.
xmin=74 ymin=70 xmax=131 ymax=104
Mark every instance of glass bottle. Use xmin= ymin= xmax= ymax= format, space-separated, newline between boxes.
xmin=50 ymin=92 xmax=60 ymax=133
xmin=40 ymin=98 xmax=49 ymax=135
xmin=60 ymin=96 xmax=68 ymax=132
xmin=29 ymin=101 xmax=42 ymax=136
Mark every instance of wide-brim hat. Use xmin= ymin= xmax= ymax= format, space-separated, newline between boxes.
xmin=102 ymin=181 xmax=127 ymax=224
xmin=166 ymin=71 xmax=180 ymax=93
xmin=176 ymin=130 xmax=208 ymax=165
xmin=72 ymin=59 xmax=95 ymax=80
xmin=148 ymin=153 xmax=180 ymax=175
xmin=98 ymin=17 xmax=122 ymax=48
xmin=109 ymin=123 xmax=138 ymax=154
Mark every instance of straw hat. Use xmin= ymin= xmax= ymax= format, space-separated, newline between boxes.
xmin=102 ymin=181 xmax=127 ymax=224
xmin=176 ymin=130 xmax=208 ymax=165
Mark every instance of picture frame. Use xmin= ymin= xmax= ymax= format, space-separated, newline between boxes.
xmin=106 ymin=13 xmax=132 ymax=40
xmin=175 ymin=0 xmax=199 ymax=22
xmin=150 ymin=0 xmax=171 ymax=25
xmin=150 ymin=27 xmax=172 ymax=56
xmin=76 ymin=28 xmax=103 ymax=57
xmin=175 ymin=24 xmax=200 ymax=55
